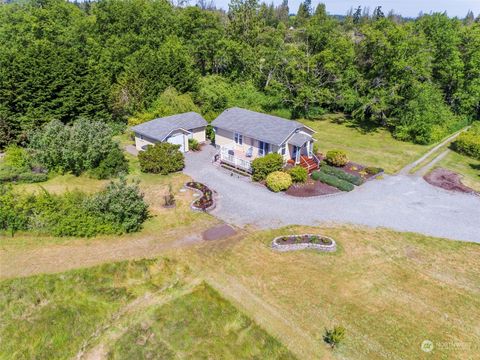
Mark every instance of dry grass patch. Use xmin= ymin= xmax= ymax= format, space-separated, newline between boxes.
xmin=169 ymin=225 xmax=480 ymax=359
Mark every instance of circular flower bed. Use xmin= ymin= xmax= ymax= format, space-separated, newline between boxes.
xmin=272 ymin=234 xmax=337 ymax=252
xmin=185 ymin=182 xmax=215 ymax=212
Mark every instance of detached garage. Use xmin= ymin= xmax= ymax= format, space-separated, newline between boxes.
xmin=131 ymin=112 xmax=208 ymax=153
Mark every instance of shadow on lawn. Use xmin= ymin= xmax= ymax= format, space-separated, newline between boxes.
xmin=307 ymin=113 xmax=382 ymax=134
xmin=469 ymin=163 xmax=480 ymax=176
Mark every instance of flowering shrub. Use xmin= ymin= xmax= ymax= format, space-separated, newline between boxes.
xmin=265 ymin=171 xmax=292 ymax=192
xmin=325 ymin=150 xmax=348 ymax=167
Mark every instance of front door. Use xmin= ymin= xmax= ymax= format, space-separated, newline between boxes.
xmin=292 ymin=145 xmax=300 ymax=163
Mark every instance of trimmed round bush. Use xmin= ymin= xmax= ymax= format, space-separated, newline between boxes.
xmin=139 ymin=143 xmax=185 ymax=174
xmin=325 ymin=150 xmax=348 ymax=167
xmin=311 ymin=170 xmax=321 ymax=181
xmin=251 ymin=153 xmax=283 ymax=181
xmin=266 ymin=171 xmax=292 ymax=192
xmin=288 ymin=166 xmax=308 ymax=183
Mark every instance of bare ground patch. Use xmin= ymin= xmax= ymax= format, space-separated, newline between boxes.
xmin=424 ymin=167 xmax=477 ymax=194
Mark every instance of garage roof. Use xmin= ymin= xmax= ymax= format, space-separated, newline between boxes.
xmin=131 ymin=112 xmax=207 ymax=142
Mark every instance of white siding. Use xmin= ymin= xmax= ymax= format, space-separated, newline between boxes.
xmin=191 ymin=127 xmax=206 ymax=143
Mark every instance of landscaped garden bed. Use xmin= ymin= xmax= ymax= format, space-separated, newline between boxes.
xmin=251 ymin=149 xmax=383 ymax=197
xmin=285 ymin=152 xmax=384 ymax=197
xmin=272 ymin=234 xmax=337 ymax=252
xmin=185 ymin=181 xmax=216 ymax=211
xmin=286 ymin=178 xmax=340 ymax=197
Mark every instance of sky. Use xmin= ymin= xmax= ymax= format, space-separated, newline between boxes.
xmin=215 ymin=0 xmax=480 ymax=18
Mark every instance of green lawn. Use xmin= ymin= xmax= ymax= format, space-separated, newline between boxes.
xmin=301 ymin=114 xmax=431 ymax=174
xmin=435 ymin=151 xmax=480 ymax=192
xmin=0 ymin=259 xmax=293 ymax=360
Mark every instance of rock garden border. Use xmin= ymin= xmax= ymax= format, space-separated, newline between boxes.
xmin=185 ymin=181 xmax=216 ymax=212
xmin=272 ymin=234 xmax=337 ymax=252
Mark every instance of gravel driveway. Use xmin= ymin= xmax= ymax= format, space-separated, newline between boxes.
xmin=184 ymin=145 xmax=480 ymax=243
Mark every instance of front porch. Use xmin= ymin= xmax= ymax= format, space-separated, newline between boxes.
xmin=217 ymin=140 xmax=320 ymax=174
xmin=218 ymin=144 xmax=255 ymax=173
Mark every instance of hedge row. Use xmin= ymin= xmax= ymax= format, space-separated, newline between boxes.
xmin=313 ymin=171 xmax=355 ymax=192
xmin=320 ymin=165 xmax=364 ymax=186
xmin=451 ymin=125 xmax=480 ymax=160
xmin=0 ymin=167 xmax=48 ymax=184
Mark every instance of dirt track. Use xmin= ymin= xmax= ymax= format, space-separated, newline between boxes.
xmin=0 ymin=228 xmax=207 ymax=280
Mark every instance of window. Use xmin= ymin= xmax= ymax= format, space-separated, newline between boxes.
xmin=280 ymin=144 xmax=286 ymax=156
xmin=259 ymin=141 xmax=270 ymax=156
xmin=234 ymin=132 xmax=243 ymax=145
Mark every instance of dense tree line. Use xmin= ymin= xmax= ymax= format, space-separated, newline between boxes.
xmin=1 ymin=0 xmax=479 ymax=146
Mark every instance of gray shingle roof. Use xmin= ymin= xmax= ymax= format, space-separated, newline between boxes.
xmin=289 ymin=132 xmax=313 ymax=147
xmin=131 ymin=112 xmax=207 ymax=142
xmin=212 ymin=108 xmax=309 ymax=146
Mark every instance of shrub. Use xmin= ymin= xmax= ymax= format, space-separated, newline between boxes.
xmin=266 ymin=171 xmax=292 ymax=192
xmin=29 ymin=119 xmax=127 ymax=176
xmin=0 ymin=166 xmax=48 ymax=184
xmin=188 ymin=138 xmax=200 ymax=151
xmin=206 ymin=125 xmax=215 ymax=143
xmin=4 ymin=145 xmax=31 ymax=169
xmin=89 ymin=146 xmax=129 ymax=179
xmin=86 ymin=177 xmax=149 ymax=233
xmin=163 ymin=184 xmax=175 ymax=207
xmin=323 ymin=326 xmax=346 ymax=349
xmin=325 ymin=150 xmax=348 ymax=167
xmin=451 ymin=125 xmax=480 ymax=160
xmin=288 ymin=166 xmax=308 ymax=183
xmin=0 ymin=178 xmax=149 ymax=237
xmin=364 ymin=166 xmax=383 ymax=175
xmin=16 ymin=172 xmax=48 ymax=183
xmin=311 ymin=170 xmax=321 ymax=181
xmin=320 ymin=164 xmax=364 ymax=186
xmin=317 ymin=172 xmax=354 ymax=191
xmin=313 ymin=142 xmax=320 ymax=155
xmin=0 ymin=185 xmax=30 ymax=236
xmin=251 ymin=153 xmax=283 ymax=181
xmin=138 ymin=143 xmax=185 ymax=174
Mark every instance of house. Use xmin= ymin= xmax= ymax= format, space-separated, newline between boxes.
xmin=212 ymin=107 xmax=319 ymax=173
xmin=131 ymin=112 xmax=208 ymax=153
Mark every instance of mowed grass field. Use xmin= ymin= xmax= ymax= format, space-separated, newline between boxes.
xmin=435 ymin=151 xmax=480 ymax=192
xmin=0 ymin=258 xmax=293 ymax=360
xmin=300 ymin=114 xmax=431 ymax=174
xmin=168 ymin=226 xmax=480 ymax=359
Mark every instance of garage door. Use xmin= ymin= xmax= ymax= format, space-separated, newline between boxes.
xmin=166 ymin=133 xmax=185 ymax=152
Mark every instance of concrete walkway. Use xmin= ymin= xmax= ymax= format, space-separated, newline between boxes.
xmin=184 ymin=145 xmax=480 ymax=243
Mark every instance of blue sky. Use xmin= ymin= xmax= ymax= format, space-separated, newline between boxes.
xmin=214 ymin=0 xmax=480 ymax=18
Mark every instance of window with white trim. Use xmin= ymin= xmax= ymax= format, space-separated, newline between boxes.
xmin=280 ymin=144 xmax=286 ymax=156
xmin=234 ymin=132 xmax=243 ymax=145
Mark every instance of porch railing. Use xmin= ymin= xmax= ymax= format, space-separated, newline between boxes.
xmin=219 ymin=146 xmax=253 ymax=173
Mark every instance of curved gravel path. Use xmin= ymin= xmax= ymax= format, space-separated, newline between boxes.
xmin=184 ymin=145 xmax=480 ymax=243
